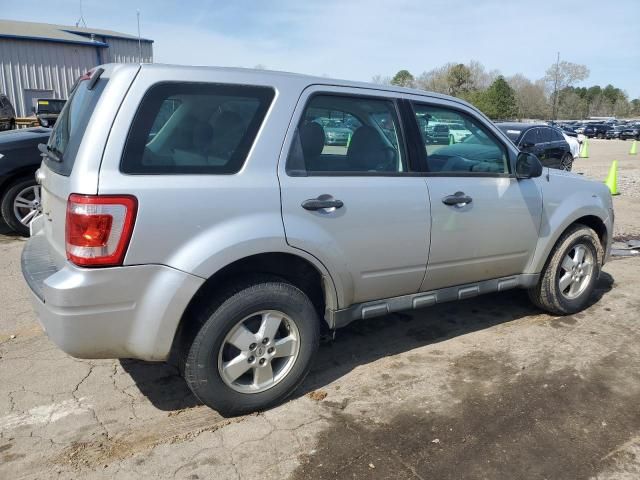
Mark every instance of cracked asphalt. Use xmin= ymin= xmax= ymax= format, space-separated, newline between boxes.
xmin=1 ymin=140 xmax=639 ymax=479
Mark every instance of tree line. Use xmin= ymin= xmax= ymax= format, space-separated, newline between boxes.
xmin=373 ymin=60 xmax=640 ymax=121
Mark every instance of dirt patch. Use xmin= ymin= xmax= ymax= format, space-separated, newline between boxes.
xmin=292 ymin=352 xmax=640 ymax=480
xmin=307 ymin=390 xmax=328 ymax=402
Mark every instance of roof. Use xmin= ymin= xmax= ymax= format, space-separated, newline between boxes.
xmin=0 ymin=19 xmax=153 ymax=47
xmin=139 ymin=63 xmax=473 ymax=108
xmin=495 ymin=122 xmax=545 ymax=131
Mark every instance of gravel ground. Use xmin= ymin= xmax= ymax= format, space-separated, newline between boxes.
xmin=574 ymin=138 xmax=640 ymax=238
xmin=1 ymin=140 xmax=639 ymax=479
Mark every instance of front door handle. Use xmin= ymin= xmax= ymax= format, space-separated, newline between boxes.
xmin=301 ymin=195 xmax=344 ymax=211
xmin=442 ymin=191 xmax=472 ymax=207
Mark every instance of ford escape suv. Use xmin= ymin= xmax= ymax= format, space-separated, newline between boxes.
xmin=22 ymin=64 xmax=613 ymax=416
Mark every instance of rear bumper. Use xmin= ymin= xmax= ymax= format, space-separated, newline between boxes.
xmin=21 ymin=234 xmax=204 ymax=361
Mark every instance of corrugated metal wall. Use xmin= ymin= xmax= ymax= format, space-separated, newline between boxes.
xmin=101 ymin=37 xmax=153 ymax=64
xmin=0 ymin=36 xmax=153 ymax=117
xmin=0 ymin=38 xmax=97 ymax=116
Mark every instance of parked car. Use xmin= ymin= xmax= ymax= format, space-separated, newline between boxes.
xmin=620 ymin=125 xmax=640 ymax=140
xmin=496 ymin=123 xmax=574 ymax=170
xmin=583 ymin=124 xmax=613 ymax=139
xmin=322 ymin=120 xmax=352 ymax=146
xmin=0 ymin=94 xmax=16 ymax=131
xmin=563 ymin=132 xmax=580 ymax=158
xmin=0 ymin=127 xmax=50 ymax=235
xmin=426 ymin=123 xmax=451 ymax=144
xmin=606 ymin=125 xmax=626 ymax=139
xmin=557 ymin=124 xmax=578 ymax=137
xmin=22 ymin=64 xmax=613 ymax=416
xmin=33 ymin=98 xmax=66 ymax=128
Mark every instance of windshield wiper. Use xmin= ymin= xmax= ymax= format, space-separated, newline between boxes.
xmin=38 ymin=143 xmax=62 ymax=163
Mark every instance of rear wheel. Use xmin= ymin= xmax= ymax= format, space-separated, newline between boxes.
xmin=1 ymin=178 xmax=41 ymax=236
xmin=560 ymin=153 xmax=573 ymax=171
xmin=528 ymin=225 xmax=603 ymax=315
xmin=183 ymin=278 xmax=320 ymax=416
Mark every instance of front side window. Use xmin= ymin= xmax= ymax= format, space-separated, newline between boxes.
xmin=521 ymin=129 xmax=538 ymax=145
xmin=286 ymin=94 xmax=406 ymax=174
xmin=538 ymin=127 xmax=552 ymax=143
xmin=121 ymin=83 xmax=274 ymax=174
xmin=412 ymin=103 xmax=509 ymax=174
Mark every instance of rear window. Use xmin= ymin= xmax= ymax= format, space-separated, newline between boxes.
xmin=121 ymin=82 xmax=275 ymax=175
xmin=46 ymin=77 xmax=107 ymax=176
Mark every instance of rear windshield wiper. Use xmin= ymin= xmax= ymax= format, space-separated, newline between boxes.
xmin=38 ymin=143 xmax=62 ymax=163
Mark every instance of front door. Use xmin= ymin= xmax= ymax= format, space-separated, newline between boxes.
xmin=407 ymin=100 xmax=543 ymax=291
xmin=279 ymin=88 xmax=431 ymax=307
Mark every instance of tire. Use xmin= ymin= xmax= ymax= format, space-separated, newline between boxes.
xmin=183 ymin=277 xmax=320 ymax=416
xmin=560 ymin=153 xmax=573 ymax=171
xmin=528 ymin=224 xmax=603 ymax=315
xmin=1 ymin=177 xmax=41 ymax=236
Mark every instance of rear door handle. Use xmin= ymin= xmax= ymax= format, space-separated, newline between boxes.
xmin=301 ymin=196 xmax=344 ymax=211
xmin=442 ymin=191 xmax=472 ymax=207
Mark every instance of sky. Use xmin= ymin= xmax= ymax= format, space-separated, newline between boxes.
xmin=3 ymin=0 xmax=640 ymax=98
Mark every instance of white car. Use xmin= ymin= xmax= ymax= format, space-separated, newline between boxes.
xmin=563 ymin=133 xmax=580 ymax=158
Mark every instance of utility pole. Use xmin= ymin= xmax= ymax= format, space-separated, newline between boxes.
xmin=551 ymin=51 xmax=560 ymax=121
xmin=137 ymin=10 xmax=142 ymax=63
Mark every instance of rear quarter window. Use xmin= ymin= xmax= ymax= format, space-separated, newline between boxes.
xmin=120 ymin=82 xmax=275 ymax=175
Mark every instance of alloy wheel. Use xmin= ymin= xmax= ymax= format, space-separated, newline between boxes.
xmin=217 ymin=310 xmax=300 ymax=394
xmin=558 ymin=243 xmax=594 ymax=300
xmin=13 ymin=184 xmax=42 ymax=226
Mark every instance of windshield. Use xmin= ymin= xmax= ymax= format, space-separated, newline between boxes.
xmin=36 ymin=99 xmax=66 ymax=114
xmin=46 ymin=75 xmax=107 ymax=176
xmin=497 ymin=126 xmax=521 ymax=142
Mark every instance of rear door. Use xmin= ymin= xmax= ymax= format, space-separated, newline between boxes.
xmin=279 ymin=86 xmax=431 ymax=307
xmin=406 ymin=99 xmax=542 ymax=291
xmin=38 ymin=66 xmax=139 ymax=267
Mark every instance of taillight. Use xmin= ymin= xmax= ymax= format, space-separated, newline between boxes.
xmin=66 ymin=194 xmax=137 ymax=267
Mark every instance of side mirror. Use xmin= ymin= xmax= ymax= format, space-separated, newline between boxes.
xmin=520 ymin=141 xmax=535 ymax=149
xmin=516 ymin=152 xmax=543 ymax=179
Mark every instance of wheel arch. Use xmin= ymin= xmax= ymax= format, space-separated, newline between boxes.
xmin=529 ymin=211 xmax=610 ymax=274
xmin=0 ymin=167 xmax=39 ymax=200
xmin=169 ymin=251 xmax=338 ymax=365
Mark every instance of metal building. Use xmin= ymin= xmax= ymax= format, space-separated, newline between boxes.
xmin=0 ymin=19 xmax=153 ymax=117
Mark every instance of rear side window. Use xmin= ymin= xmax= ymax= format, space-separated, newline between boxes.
xmin=121 ymin=83 xmax=274 ymax=174
xmin=286 ymin=94 xmax=406 ymax=175
xmin=46 ymin=77 xmax=107 ymax=176
xmin=551 ymin=128 xmax=564 ymax=141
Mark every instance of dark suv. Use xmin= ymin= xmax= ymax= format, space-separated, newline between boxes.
xmin=0 ymin=94 xmax=16 ymax=131
xmin=583 ymin=124 xmax=612 ymax=139
xmin=33 ymin=99 xmax=66 ymax=128
xmin=620 ymin=125 xmax=640 ymax=140
xmin=496 ymin=123 xmax=574 ymax=170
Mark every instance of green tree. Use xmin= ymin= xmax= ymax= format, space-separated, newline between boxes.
xmin=390 ymin=70 xmax=415 ymax=88
xmin=475 ymin=76 xmax=518 ymax=119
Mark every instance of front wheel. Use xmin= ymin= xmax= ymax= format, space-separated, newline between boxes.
xmin=560 ymin=153 xmax=573 ymax=171
xmin=528 ymin=225 xmax=603 ymax=315
xmin=183 ymin=278 xmax=320 ymax=416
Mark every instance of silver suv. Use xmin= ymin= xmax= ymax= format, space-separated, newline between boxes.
xmin=22 ymin=64 xmax=613 ymax=415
